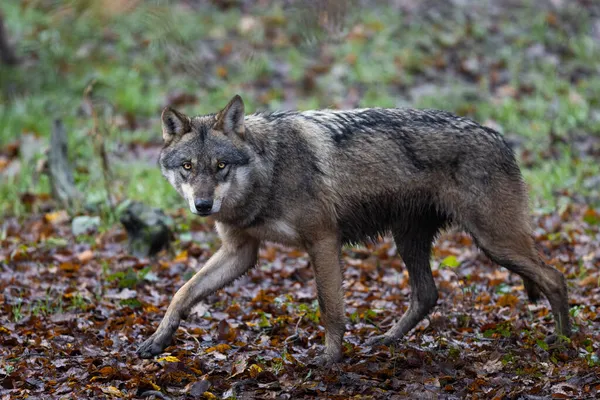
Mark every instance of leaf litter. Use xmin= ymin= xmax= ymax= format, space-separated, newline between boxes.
xmin=1 ymin=0 xmax=600 ymax=398
xmin=0 ymin=201 xmax=599 ymax=399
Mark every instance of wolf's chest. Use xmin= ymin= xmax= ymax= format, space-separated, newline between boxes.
xmin=246 ymin=219 xmax=301 ymax=246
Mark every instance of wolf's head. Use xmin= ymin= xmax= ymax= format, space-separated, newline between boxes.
xmin=159 ymin=95 xmax=257 ymax=218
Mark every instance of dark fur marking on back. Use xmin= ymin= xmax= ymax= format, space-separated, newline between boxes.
xmin=257 ymin=110 xmax=300 ymax=122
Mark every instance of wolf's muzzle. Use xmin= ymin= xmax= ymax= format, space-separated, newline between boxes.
xmin=194 ymin=199 xmax=213 ymax=216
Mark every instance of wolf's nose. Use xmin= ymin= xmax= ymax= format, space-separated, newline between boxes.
xmin=194 ymin=199 xmax=213 ymax=215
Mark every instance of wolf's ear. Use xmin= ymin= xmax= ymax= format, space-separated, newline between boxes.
xmin=214 ymin=95 xmax=245 ymax=137
xmin=161 ymin=107 xmax=190 ymax=142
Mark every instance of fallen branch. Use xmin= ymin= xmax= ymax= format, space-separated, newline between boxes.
xmin=48 ymin=119 xmax=81 ymax=208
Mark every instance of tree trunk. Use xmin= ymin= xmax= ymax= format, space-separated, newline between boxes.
xmin=0 ymin=13 xmax=18 ymax=65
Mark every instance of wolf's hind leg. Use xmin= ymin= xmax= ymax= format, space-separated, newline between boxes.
xmin=523 ymin=277 xmax=542 ymax=302
xmin=469 ymin=220 xmax=571 ymax=339
xmin=366 ymin=218 xmax=442 ymax=347
xmin=464 ymin=178 xmax=570 ymax=338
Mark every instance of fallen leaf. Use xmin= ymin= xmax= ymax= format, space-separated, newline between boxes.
xmin=248 ymin=364 xmax=263 ymax=378
xmin=497 ymin=293 xmax=519 ymax=308
xmin=157 ymin=356 xmax=180 ymax=363
xmin=45 ymin=210 xmax=69 ymax=225
xmin=76 ymin=249 xmax=94 ymax=263
xmin=101 ymin=386 xmax=123 ymax=397
xmin=174 ymin=250 xmax=188 ymax=262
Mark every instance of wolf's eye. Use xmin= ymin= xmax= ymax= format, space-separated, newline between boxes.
xmin=182 ymin=162 xmax=192 ymax=170
xmin=217 ymin=161 xmax=226 ymax=169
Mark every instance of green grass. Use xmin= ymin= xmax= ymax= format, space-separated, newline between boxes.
xmin=1 ymin=1 xmax=599 ymax=218
xmin=523 ymin=153 xmax=600 ymax=211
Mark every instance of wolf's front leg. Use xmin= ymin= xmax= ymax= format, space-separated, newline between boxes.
xmin=137 ymin=237 xmax=259 ymax=358
xmin=307 ymin=232 xmax=346 ymax=366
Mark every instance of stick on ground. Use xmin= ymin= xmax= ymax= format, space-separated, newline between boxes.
xmin=49 ymin=119 xmax=81 ymax=207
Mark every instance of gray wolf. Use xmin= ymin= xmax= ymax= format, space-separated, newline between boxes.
xmin=137 ymin=95 xmax=570 ymax=365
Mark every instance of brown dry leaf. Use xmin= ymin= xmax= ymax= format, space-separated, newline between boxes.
xmin=583 ymin=207 xmax=600 ymax=225
xmin=216 ymin=66 xmax=228 ymax=78
xmin=217 ymin=319 xmax=237 ymax=342
xmin=157 ymin=356 xmax=180 ymax=363
xmin=0 ymin=156 xmax=9 ymax=171
xmin=2 ymin=4 xmax=600 ymax=397
xmin=497 ymin=294 xmax=519 ymax=308
xmin=248 ymin=364 xmax=263 ymax=378
xmin=545 ymin=12 xmax=558 ymax=27
xmin=174 ymin=250 xmax=188 ymax=262
xmin=475 ymin=292 xmax=491 ymax=305
xmin=45 ymin=210 xmax=69 ymax=225
xmin=59 ymin=262 xmax=80 ymax=273
xmin=76 ymin=249 xmax=94 ymax=263
xmin=578 ymin=274 xmax=599 ymax=287
xmin=99 ymin=366 xmax=115 ymax=376
xmin=143 ymin=304 xmax=159 ymax=313
xmin=101 ymin=386 xmax=123 ymax=397
xmin=206 ymin=344 xmax=231 ymax=353
xmin=261 ymin=246 xmax=277 ymax=262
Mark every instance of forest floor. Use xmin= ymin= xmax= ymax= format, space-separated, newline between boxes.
xmin=1 ymin=0 xmax=599 ymax=398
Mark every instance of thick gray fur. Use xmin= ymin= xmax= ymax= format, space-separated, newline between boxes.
xmin=137 ymin=95 xmax=570 ymax=365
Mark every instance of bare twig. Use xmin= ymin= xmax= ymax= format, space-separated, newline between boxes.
xmin=180 ymin=326 xmax=202 ymax=350
xmin=284 ymin=315 xmax=304 ymax=343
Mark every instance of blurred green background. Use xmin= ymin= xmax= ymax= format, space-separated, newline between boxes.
xmin=1 ymin=0 xmax=599 ymax=219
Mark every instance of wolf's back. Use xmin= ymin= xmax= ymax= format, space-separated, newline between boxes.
xmin=263 ymin=108 xmax=521 ymax=183
xmin=254 ymin=108 xmax=524 ymax=242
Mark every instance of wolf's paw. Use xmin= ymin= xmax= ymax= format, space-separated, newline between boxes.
xmin=311 ymin=352 xmax=342 ymax=367
xmin=137 ymin=334 xmax=169 ymax=358
xmin=365 ymin=334 xmax=395 ymax=347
